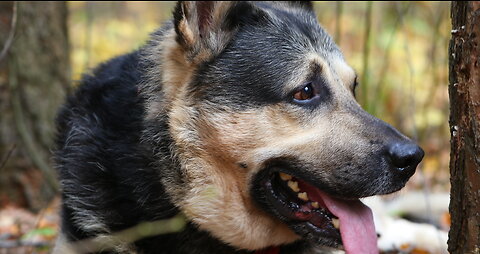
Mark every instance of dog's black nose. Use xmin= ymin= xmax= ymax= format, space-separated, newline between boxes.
xmin=388 ymin=142 xmax=424 ymax=177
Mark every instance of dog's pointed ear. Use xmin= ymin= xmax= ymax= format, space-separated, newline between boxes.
xmin=173 ymin=1 xmax=262 ymax=62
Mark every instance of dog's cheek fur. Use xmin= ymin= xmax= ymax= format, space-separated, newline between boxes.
xmin=163 ymin=99 xmax=300 ymax=250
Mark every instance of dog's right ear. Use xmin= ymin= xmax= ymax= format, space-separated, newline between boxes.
xmin=173 ymin=1 xmax=262 ymax=62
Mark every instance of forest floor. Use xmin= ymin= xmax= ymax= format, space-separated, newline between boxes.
xmin=0 ymin=197 xmax=59 ymax=254
xmin=0 ymin=194 xmax=449 ymax=254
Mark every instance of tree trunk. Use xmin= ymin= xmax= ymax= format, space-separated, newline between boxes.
xmin=448 ymin=1 xmax=480 ymax=253
xmin=0 ymin=2 xmax=70 ymax=211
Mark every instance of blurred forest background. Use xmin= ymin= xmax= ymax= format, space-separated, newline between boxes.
xmin=0 ymin=2 xmax=451 ymax=253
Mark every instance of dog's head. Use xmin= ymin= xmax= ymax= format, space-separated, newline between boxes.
xmin=143 ymin=1 xmax=424 ymax=252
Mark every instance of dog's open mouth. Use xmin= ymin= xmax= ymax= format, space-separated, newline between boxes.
xmin=254 ymin=168 xmax=378 ymax=254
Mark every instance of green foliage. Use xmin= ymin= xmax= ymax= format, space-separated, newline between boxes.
xmin=21 ymin=227 xmax=57 ymax=240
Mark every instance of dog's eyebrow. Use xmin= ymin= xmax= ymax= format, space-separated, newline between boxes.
xmin=308 ymin=62 xmax=323 ymax=78
xmin=280 ymin=57 xmax=324 ymax=95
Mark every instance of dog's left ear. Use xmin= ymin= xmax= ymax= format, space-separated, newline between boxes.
xmin=173 ymin=1 xmax=263 ymax=62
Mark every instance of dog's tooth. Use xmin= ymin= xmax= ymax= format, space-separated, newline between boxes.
xmin=298 ymin=192 xmax=308 ymax=201
xmin=332 ymin=218 xmax=340 ymax=229
xmin=287 ymin=181 xmax=300 ymax=192
xmin=279 ymin=172 xmax=292 ymax=181
xmin=311 ymin=202 xmax=319 ymax=209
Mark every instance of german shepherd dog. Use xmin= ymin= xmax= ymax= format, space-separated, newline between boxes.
xmin=54 ymin=2 xmax=424 ymax=254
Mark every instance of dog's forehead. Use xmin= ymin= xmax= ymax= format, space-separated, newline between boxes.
xmin=254 ymin=4 xmax=355 ymax=90
xmin=195 ymin=3 xmax=354 ymax=108
xmin=258 ymin=2 xmax=340 ymax=54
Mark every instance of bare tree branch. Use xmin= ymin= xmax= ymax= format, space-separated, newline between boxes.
xmin=0 ymin=144 xmax=16 ymax=171
xmin=56 ymin=215 xmax=187 ymax=254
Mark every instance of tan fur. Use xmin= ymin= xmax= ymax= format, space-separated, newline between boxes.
xmin=178 ymin=19 xmax=195 ymax=48
xmin=330 ymin=57 xmax=357 ymax=92
xmin=160 ymin=31 xmax=196 ymax=106
xmin=142 ymin=29 xmax=197 ymax=121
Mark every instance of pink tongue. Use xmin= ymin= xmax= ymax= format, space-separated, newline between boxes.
xmin=309 ymin=189 xmax=378 ymax=254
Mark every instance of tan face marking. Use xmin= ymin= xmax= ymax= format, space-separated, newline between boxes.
xmin=282 ymin=53 xmax=329 ymax=95
xmin=331 ymin=57 xmax=357 ymax=93
xmin=282 ymin=53 xmax=356 ymax=101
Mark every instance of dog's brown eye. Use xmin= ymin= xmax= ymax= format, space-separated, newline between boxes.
xmin=293 ymin=84 xmax=315 ymax=101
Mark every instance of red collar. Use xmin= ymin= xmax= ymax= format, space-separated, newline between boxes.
xmin=254 ymin=246 xmax=280 ymax=254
